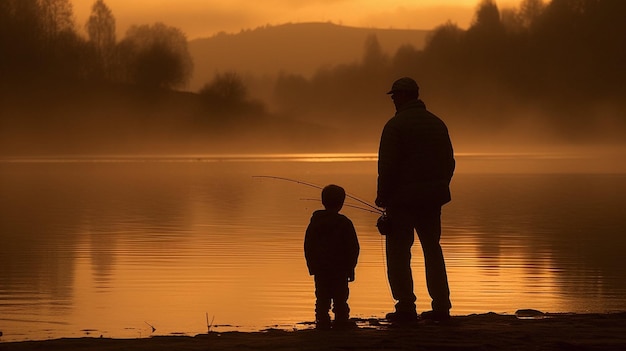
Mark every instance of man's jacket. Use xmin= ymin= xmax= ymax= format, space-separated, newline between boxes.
xmin=377 ymin=99 xmax=455 ymax=208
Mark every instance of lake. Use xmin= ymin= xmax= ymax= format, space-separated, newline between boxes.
xmin=1 ymin=153 xmax=625 ymax=341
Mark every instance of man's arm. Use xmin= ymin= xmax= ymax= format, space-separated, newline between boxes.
xmin=376 ymin=122 xmax=400 ymax=207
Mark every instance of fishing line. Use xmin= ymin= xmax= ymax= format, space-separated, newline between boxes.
xmin=254 ymin=175 xmax=395 ymax=302
xmin=252 ymin=175 xmax=383 ymax=214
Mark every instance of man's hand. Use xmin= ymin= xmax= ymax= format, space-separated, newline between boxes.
xmin=348 ymin=269 xmax=355 ymax=282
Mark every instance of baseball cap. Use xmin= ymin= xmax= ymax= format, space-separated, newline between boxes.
xmin=386 ymin=77 xmax=419 ymax=94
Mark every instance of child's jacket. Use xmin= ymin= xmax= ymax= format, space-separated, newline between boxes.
xmin=304 ymin=210 xmax=359 ymax=277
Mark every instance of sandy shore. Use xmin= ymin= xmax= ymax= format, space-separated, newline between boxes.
xmin=2 ymin=312 xmax=626 ymax=351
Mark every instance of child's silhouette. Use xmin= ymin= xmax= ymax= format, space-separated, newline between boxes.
xmin=304 ymin=184 xmax=360 ymax=330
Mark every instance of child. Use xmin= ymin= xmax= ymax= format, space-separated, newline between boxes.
xmin=304 ymin=184 xmax=360 ymax=330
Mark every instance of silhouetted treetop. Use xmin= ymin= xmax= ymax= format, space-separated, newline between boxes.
xmin=85 ymin=0 xmax=116 ymax=80
xmin=362 ymin=34 xmax=388 ymax=70
xmin=118 ymin=22 xmax=193 ymax=89
xmin=0 ymin=0 xmax=87 ymax=83
xmin=38 ymin=0 xmax=75 ymax=41
xmin=199 ymin=71 xmax=247 ymax=105
xmin=1 ymin=0 xmax=195 ymax=91
xmin=518 ymin=0 xmax=545 ymax=29
xmin=86 ymin=0 xmax=116 ymax=54
xmin=471 ymin=0 xmax=502 ymax=30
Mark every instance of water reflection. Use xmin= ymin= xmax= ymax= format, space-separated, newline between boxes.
xmin=0 ymin=155 xmax=625 ymax=341
xmin=446 ymin=173 xmax=626 ymax=313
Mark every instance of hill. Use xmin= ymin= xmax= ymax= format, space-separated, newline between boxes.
xmin=188 ymin=22 xmax=430 ymax=91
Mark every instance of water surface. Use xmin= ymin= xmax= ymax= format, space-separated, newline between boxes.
xmin=1 ymin=153 xmax=625 ymax=341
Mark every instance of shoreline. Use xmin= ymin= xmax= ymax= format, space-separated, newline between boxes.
xmin=2 ymin=312 xmax=626 ymax=351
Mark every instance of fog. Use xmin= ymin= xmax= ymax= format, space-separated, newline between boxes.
xmin=1 ymin=0 xmax=625 ymax=167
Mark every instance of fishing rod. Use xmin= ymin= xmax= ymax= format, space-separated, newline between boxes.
xmin=252 ymin=175 xmax=382 ymax=214
xmin=255 ymin=175 xmax=394 ymax=301
xmin=299 ymin=198 xmax=382 ymax=215
xmin=253 ymin=175 xmax=390 ymax=235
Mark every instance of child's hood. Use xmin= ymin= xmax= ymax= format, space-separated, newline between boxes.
xmin=310 ymin=209 xmax=343 ymax=225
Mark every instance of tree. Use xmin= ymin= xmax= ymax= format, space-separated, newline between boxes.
xmin=470 ymin=0 xmax=503 ymax=34
xmin=464 ymin=0 xmax=507 ymax=78
xmin=199 ymin=71 xmax=247 ymax=106
xmin=519 ymin=0 xmax=545 ymax=29
xmin=198 ymin=71 xmax=266 ymax=123
xmin=391 ymin=44 xmax=420 ymax=77
xmin=362 ymin=34 xmax=387 ymax=70
xmin=421 ymin=21 xmax=465 ymax=80
xmin=118 ymin=22 xmax=193 ymax=89
xmin=38 ymin=0 xmax=74 ymax=43
xmin=0 ymin=0 xmax=89 ymax=83
xmin=424 ymin=21 xmax=464 ymax=57
xmin=86 ymin=0 xmax=116 ymax=77
xmin=534 ymin=0 xmax=626 ymax=97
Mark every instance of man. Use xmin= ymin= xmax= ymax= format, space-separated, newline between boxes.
xmin=376 ymin=77 xmax=455 ymax=323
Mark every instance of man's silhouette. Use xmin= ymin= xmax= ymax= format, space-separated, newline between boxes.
xmin=376 ymin=77 xmax=455 ymax=323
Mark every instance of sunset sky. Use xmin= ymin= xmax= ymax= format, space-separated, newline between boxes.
xmin=73 ymin=0 xmax=523 ymax=40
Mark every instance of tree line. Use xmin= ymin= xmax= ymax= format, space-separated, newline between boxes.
xmin=0 ymin=0 xmax=193 ymax=89
xmin=273 ymin=0 xmax=626 ymax=140
xmin=0 ymin=0 xmax=268 ymax=155
xmin=1 ymin=0 xmax=624 ymax=149
xmin=1 ymin=0 xmax=258 ymax=122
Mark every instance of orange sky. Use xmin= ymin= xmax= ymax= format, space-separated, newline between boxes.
xmin=73 ymin=0 xmax=523 ymax=40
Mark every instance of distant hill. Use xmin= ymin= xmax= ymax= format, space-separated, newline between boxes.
xmin=188 ymin=22 xmax=430 ymax=91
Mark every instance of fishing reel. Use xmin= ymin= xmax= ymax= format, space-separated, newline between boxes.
xmin=376 ymin=212 xmax=391 ymax=236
